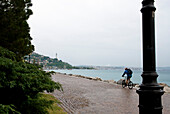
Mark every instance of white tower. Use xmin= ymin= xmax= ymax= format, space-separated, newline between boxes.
xmin=56 ymin=53 xmax=57 ymax=59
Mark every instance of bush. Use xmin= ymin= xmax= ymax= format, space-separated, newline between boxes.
xmin=0 ymin=47 xmax=62 ymax=114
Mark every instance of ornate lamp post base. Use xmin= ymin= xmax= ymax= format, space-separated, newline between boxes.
xmin=137 ymin=72 xmax=164 ymax=114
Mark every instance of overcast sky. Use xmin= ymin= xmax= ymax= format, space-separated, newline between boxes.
xmin=28 ymin=0 xmax=170 ymax=67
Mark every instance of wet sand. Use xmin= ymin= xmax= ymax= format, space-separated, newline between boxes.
xmin=52 ymin=73 xmax=170 ymax=114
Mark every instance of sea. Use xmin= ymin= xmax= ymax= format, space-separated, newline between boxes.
xmin=50 ymin=68 xmax=170 ymax=86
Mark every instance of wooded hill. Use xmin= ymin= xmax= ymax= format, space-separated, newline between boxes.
xmin=25 ymin=52 xmax=93 ymax=69
xmin=25 ymin=52 xmax=72 ymax=69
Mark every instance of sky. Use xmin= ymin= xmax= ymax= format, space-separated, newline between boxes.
xmin=28 ymin=0 xmax=170 ymax=67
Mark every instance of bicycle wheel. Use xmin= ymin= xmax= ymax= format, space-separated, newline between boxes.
xmin=128 ymin=81 xmax=133 ymax=89
xmin=122 ymin=80 xmax=126 ymax=88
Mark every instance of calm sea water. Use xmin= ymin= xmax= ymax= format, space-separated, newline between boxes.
xmin=51 ymin=69 xmax=170 ymax=86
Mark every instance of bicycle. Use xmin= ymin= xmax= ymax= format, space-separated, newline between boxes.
xmin=122 ymin=76 xmax=133 ymax=89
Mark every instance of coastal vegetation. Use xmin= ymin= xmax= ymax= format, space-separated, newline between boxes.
xmin=0 ymin=0 xmax=63 ymax=113
xmin=0 ymin=46 xmax=63 ymax=114
xmin=25 ymin=52 xmax=73 ymax=69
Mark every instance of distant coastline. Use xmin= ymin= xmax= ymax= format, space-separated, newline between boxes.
xmin=26 ymin=52 xmax=170 ymax=71
xmin=45 ymin=65 xmax=170 ymax=71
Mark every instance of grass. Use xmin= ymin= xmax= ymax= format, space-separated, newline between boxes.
xmin=42 ymin=94 xmax=67 ymax=114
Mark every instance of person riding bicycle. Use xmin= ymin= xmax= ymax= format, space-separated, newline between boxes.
xmin=122 ymin=68 xmax=133 ymax=85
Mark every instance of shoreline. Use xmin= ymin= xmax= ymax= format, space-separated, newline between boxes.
xmin=52 ymin=72 xmax=170 ymax=114
xmin=48 ymin=69 xmax=170 ymax=86
xmin=54 ymin=72 xmax=170 ymax=93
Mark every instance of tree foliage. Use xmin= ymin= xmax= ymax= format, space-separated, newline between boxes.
xmin=0 ymin=0 xmax=34 ymax=61
xmin=0 ymin=0 xmax=63 ymax=113
xmin=0 ymin=46 xmax=63 ymax=114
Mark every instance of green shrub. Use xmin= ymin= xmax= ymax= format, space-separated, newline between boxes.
xmin=0 ymin=104 xmax=20 ymax=114
xmin=0 ymin=47 xmax=62 ymax=114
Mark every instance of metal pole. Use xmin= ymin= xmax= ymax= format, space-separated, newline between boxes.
xmin=136 ymin=0 xmax=164 ymax=114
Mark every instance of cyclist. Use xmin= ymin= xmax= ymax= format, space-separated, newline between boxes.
xmin=122 ymin=68 xmax=133 ymax=85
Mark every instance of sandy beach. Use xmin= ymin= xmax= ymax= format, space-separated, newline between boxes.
xmin=52 ymin=73 xmax=170 ymax=114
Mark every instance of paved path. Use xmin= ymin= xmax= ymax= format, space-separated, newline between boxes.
xmin=52 ymin=73 xmax=170 ymax=114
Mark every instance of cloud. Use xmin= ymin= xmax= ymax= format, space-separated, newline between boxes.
xmin=28 ymin=0 xmax=170 ymax=67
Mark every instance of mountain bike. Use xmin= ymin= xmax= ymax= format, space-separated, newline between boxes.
xmin=122 ymin=76 xmax=133 ymax=89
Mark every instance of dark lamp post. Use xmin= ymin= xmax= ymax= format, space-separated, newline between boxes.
xmin=136 ymin=0 xmax=164 ymax=114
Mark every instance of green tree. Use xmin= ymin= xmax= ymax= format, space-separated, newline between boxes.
xmin=0 ymin=0 xmax=63 ymax=113
xmin=0 ymin=46 xmax=62 ymax=114
xmin=0 ymin=0 xmax=34 ymax=61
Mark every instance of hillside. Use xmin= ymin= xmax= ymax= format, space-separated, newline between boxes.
xmin=25 ymin=52 xmax=73 ymax=69
xmin=25 ymin=52 xmax=94 ymax=70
